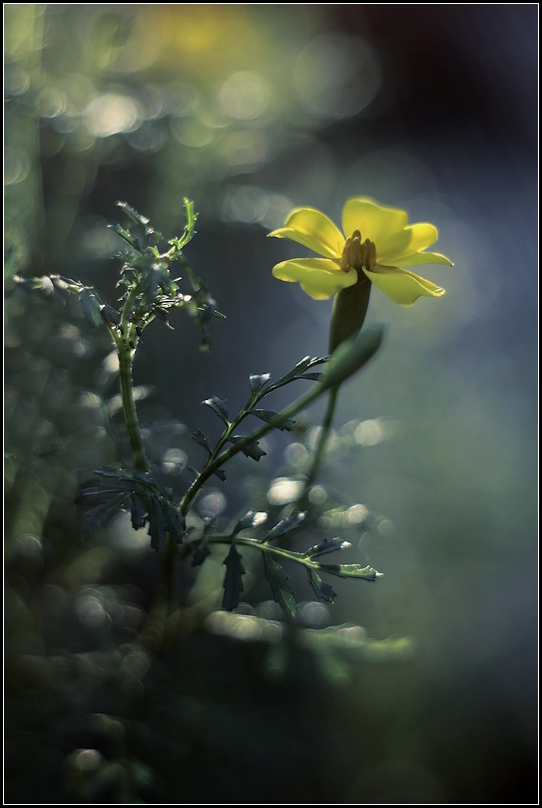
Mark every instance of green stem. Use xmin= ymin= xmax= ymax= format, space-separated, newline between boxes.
xmin=118 ymin=342 xmax=148 ymax=473
xmin=302 ymin=387 xmax=339 ymax=495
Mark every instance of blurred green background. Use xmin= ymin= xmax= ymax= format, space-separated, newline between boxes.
xmin=5 ymin=5 xmax=537 ymax=803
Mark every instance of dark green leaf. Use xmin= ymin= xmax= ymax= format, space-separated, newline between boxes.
xmin=203 ymin=395 xmax=229 ymax=424
xmin=191 ymin=429 xmax=211 ymax=453
xmin=252 ymin=409 xmax=295 ymax=432
xmin=163 ymin=502 xmax=185 ymax=544
xmin=192 ymin=538 xmax=211 ymax=567
xmin=265 ymin=512 xmax=306 ymax=543
xmin=148 ymin=496 xmax=168 ymax=551
xmin=228 ymin=435 xmax=266 ymax=461
xmin=81 ymin=493 xmax=127 ymax=540
xmin=222 ymin=542 xmax=245 ymax=611
xmin=308 ymin=569 xmax=336 ymax=602
xmin=130 ymin=493 xmax=148 ymax=530
xmin=263 ymin=555 xmax=298 ymax=618
xmin=79 ymin=289 xmax=102 ymax=328
xmin=249 ymin=373 xmax=270 ymax=393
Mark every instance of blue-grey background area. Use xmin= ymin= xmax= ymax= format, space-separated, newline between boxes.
xmin=5 ymin=5 xmax=537 ymax=802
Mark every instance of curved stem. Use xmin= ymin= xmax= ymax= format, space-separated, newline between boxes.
xmin=118 ymin=342 xmax=148 ymax=473
xmin=303 ymin=387 xmax=339 ymax=494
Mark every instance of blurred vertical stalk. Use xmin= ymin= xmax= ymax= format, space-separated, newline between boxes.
xmin=4 ymin=4 xmax=46 ymax=273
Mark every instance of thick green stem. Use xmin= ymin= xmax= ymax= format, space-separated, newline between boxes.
xmin=118 ymin=343 xmax=148 ymax=473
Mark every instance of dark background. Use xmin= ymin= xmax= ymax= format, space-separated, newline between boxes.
xmin=5 ymin=5 xmax=538 ymax=802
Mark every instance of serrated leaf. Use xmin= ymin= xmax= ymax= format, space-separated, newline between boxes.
xmin=317 ymin=563 xmax=380 ymax=581
xmin=191 ymin=429 xmax=211 ymax=453
xmin=263 ymin=555 xmax=298 ymax=618
xmin=130 ymin=493 xmax=148 ymax=530
xmin=222 ymin=542 xmax=245 ymax=611
xmin=264 ymin=512 xmax=306 ymax=543
xmin=163 ymin=502 xmax=185 ymax=544
xmin=228 ymin=435 xmax=266 ymax=461
xmin=203 ymin=395 xmax=229 ymax=424
xmin=308 ymin=569 xmax=337 ymax=602
xmin=148 ymin=496 xmax=168 ymax=551
xmin=79 ymin=289 xmax=102 ymax=328
xmin=249 ymin=373 xmax=271 ymax=394
xmin=252 ymin=409 xmax=295 ymax=432
xmin=81 ymin=493 xmax=127 ymax=540
xmin=306 ymin=537 xmax=351 ymax=559
xmin=192 ymin=538 xmax=211 ymax=567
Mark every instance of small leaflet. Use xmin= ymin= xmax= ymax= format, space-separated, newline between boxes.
xmin=306 ymin=537 xmax=351 ymax=559
xmin=233 ymin=510 xmax=268 ymax=534
xmin=317 ymin=563 xmax=379 ymax=581
xmin=308 ymin=569 xmax=336 ymax=603
xmin=249 ymin=373 xmax=271 ymax=394
xmin=228 ymin=435 xmax=266 ymax=461
xmin=191 ymin=429 xmax=211 ymax=453
xmin=163 ymin=502 xmax=185 ymax=544
xmin=299 ymin=372 xmax=323 ymax=382
xmin=222 ymin=542 xmax=245 ymax=611
xmin=252 ymin=409 xmax=296 ymax=432
xmin=130 ymin=493 xmax=148 ymax=530
xmin=79 ymin=289 xmax=103 ymax=328
xmin=264 ymin=512 xmax=306 ymax=543
xmin=203 ymin=396 xmax=229 ymax=424
xmin=263 ymin=555 xmax=298 ymax=618
xmin=282 ymin=355 xmax=311 ymax=382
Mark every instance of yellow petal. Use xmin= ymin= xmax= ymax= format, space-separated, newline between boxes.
xmin=268 ymin=207 xmax=344 ymax=259
xmin=378 ymin=222 xmax=437 ymax=262
xmin=272 ymin=258 xmax=358 ymax=300
xmin=342 ymin=198 xmax=408 ymax=251
xmin=392 ymin=250 xmax=454 ymax=267
xmin=363 ymin=264 xmax=445 ymax=306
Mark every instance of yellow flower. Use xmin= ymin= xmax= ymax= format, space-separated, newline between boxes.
xmin=268 ymin=197 xmax=453 ymax=305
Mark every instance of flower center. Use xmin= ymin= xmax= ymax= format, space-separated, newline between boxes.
xmin=341 ymin=230 xmax=376 ymax=273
